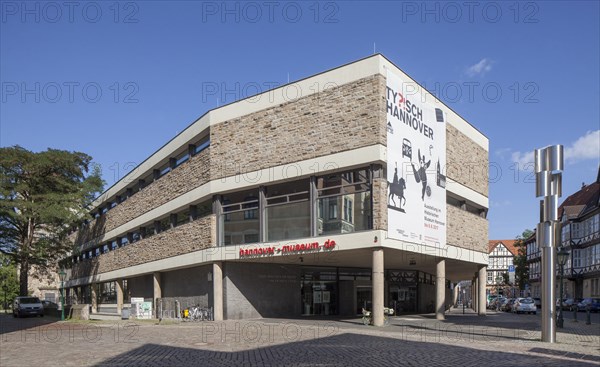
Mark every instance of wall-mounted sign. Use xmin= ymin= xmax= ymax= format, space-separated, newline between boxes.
xmin=239 ymin=239 xmax=336 ymax=258
xmin=386 ymin=70 xmax=447 ymax=248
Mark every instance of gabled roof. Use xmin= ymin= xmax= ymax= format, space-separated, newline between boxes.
xmin=559 ymin=167 xmax=600 ymax=219
xmin=488 ymin=240 xmax=518 ymax=256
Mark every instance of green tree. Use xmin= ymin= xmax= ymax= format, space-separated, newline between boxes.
xmin=0 ymin=254 xmax=20 ymax=310
xmin=514 ymin=229 xmax=533 ymax=291
xmin=0 ymin=146 xmax=104 ymax=296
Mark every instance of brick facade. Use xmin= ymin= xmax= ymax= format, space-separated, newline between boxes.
xmin=446 ymin=124 xmax=488 ymax=197
xmin=446 ymin=204 xmax=488 ymax=253
xmin=209 ymin=75 xmax=387 ymax=181
xmin=71 ymin=215 xmax=215 ymax=278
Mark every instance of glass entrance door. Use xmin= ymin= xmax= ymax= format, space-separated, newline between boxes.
xmin=356 ymin=287 xmax=372 ymax=314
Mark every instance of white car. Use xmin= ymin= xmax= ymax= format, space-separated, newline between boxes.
xmin=512 ymin=298 xmax=537 ymax=314
xmin=13 ymin=296 xmax=44 ymax=318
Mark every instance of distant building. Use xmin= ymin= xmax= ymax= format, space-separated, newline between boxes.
xmin=487 ymin=240 xmax=517 ymax=297
xmin=527 ymin=167 xmax=600 ymax=299
xmin=18 ymin=264 xmax=60 ymax=302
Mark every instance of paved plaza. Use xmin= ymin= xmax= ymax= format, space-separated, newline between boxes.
xmin=1 ymin=308 xmax=599 ymax=366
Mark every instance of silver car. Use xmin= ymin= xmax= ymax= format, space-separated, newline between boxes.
xmin=13 ymin=296 xmax=44 ymax=318
xmin=512 ymin=298 xmax=537 ymax=314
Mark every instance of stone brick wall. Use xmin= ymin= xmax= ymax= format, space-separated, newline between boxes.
xmin=446 ymin=124 xmax=488 ymax=197
xmin=71 ymin=215 xmax=216 ymax=279
xmin=210 ymin=75 xmax=387 ymax=180
xmin=372 ymin=177 xmax=388 ymax=230
xmin=75 ymin=148 xmax=211 ymax=245
xmin=446 ymin=204 xmax=488 ymax=253
xmin=27 ymin=265 xmax=60 ymax=299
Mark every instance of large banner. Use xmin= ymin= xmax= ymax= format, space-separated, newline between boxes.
xmin=386 ymin=70 xmax=446 ymax=248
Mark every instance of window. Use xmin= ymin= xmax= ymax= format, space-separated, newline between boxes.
xmin=174 ymin=153 xmax=190 ymax=167
xmin=243 ymin=196 xmax=258 ymax=220
xmin=265 ymin=179 xmax=310 ymax=241
xmin=159 ymin=217 xmax=170 ymax=232
xmin=573 ymin=249 xmax=581 ymax=268
xmin=221 ymin=190 xmax=259 ymax=246
xmin=317 ymin=168 xmax=371 ymax=236
xmin=131 ymin=231 xmax=141 ymax=243
xmin=344 ymin=198 xmax=353 ymax=223
xmin=190 ymin=200 xmax=212 ymax=220
xmin=176 ymin=211 xmax=190 ymax=226
xmin=193 ymin=136 xmax=210 ymax=155
xmin=328 ymin=200 xmax=338 ymax=220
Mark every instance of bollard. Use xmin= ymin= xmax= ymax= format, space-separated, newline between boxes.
xmin=175 ymin=300 xmax=181 ymax=320
xmin=585 ymin=305 xmax=591 ymax=325
xmin=573 ymin=306 xmax=578 ymax=322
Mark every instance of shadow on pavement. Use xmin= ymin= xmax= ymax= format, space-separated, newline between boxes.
xmin=92 ymin=333 xmax=600 ymax=367
xmin=0 ymin=313 xmax=60 ymax=335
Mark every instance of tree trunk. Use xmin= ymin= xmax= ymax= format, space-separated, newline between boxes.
xmin=19 ymin=259 xmax=29 ymax=296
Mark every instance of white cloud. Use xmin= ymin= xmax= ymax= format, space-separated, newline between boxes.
xmin=564 ymin=130 xmax=600 ymax=163
xmin=495 ymin=147 xmax=511 ymax=159
xmin=466 ymin=58 xmax=493 ymax=77
xmin=511 ymin=130 xmax=600 ymax=167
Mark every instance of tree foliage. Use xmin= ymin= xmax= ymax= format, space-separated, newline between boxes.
xmin=0 ymin=254 xmax=20 ymax=309
xmin=514 ymin=229 xmax=533 ymax=291
xmin=0 ymin=146 xmax=104 ymax=295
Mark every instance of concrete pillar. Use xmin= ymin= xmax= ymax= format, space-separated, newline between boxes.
xmin=478 ymin=266 xmax=487 ymax=316
xmin=153 ymin=272 xmax=162 ymax=319
xmin=435 ymin=259 xmax=446 ymax=320
xmin=473 ymin=276 xmax=478 ymax=311
xmin=372 ymin=248 xmax=385 ymax=326
xmin=453 ymin=284 xmax=459 ymax=306
xmin=91 ymin=284 xmax=97 ymax=313
xmin=213 ymin=262 xmax=223 ymax=321
xmin=116 ymin=279 xmax=124 ymax=314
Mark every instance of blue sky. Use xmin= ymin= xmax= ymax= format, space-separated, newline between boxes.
xmin=1 ymin=1 xmax=599 ymax=240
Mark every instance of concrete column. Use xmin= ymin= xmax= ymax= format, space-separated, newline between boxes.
xmin=435 ymin=259 xmax=446 ymax=320
xmin=453 ymin=284 xmax=459 ymax=306
xmin=153 ymin=272 xmax=162 ymax=318
xmin=91 ymin=284 xmax=97 ymax=313
xmin=372 ymin=248 xmax=384 ymax=327
xmin=473 ymin=276 xmax=478 ymax=311
xmin=213 ymin=262 xmax=223 ymax=321
xmin=116 ymin=280 xmax=124 ymax=314
xmin=478 ymin=266 xmax=487 ymax=316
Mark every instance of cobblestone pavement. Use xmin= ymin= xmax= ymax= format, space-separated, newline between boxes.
xmin=1 ymin=308 xmax=599 ymax=366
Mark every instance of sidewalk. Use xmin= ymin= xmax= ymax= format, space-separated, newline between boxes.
xmin=1 ymin=311 xmax=599 ymax=366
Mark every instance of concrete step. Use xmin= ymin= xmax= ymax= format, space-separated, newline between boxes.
xmin=90 ymin=313 xmax=122 ymax=321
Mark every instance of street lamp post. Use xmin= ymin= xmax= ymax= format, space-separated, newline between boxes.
xmin=556 ymin=247 xmax=570 ymax=329
xmin=58 ymin=269 xmax=66 ymax=321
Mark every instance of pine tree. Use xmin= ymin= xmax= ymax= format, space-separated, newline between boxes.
xmin=0 ymin=146 xmax=104 ymax=295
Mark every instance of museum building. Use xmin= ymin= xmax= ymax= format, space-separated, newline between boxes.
xmin=62 ymin=54 xmax=490 ymax=322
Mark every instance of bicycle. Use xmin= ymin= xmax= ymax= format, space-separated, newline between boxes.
xmin=362 ymin=308 xmax=393 ymax=326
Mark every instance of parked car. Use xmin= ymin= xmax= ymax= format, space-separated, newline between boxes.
xmin=12 ymin=296 xmax=44 ymax=318
xmin=41 ymin=300 xmax=58 ymax=309
xmin=576 ymin=298 xmax=600 ymax=312
xmin=512 ymin=298 xmax=537 ymax=314
xmin=532 ymin=297 xmax=541 ymax=309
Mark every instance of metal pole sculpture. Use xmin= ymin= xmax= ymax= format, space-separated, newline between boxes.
xmin=535 ymin=145 xmax=563 ymax=343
